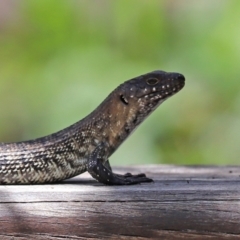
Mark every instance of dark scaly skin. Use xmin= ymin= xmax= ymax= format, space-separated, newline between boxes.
xmin=0 ymin=70 xmax=185 ymax=185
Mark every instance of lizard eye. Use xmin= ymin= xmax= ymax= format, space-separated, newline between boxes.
xmin=146 ymin=78 xmax=159 ymax=85
xmin=120 ymin=95 xmax=128 ymax=105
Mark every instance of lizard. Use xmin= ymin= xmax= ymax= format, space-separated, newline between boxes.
xmin=0 ymin=70 xmax=185 ymax=185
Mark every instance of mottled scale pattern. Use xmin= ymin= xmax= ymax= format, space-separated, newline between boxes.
xmin=0 ymin=70 xmax=185 ymax=184
xmin=1 ymin=133 xmax=84 ymax=183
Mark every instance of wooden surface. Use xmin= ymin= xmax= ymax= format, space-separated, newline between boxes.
xmin=0 ymin=165 xmax=240 ymax=240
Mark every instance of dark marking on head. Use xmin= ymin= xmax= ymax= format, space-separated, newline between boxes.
xmin=120 ymin=95 xmax=128 ymax=105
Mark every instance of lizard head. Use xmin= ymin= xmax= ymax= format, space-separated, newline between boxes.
xmin=94 ymin=70 xmax=185 ymax=151
xmin=117 ymin=70 xmax=185 ymax=124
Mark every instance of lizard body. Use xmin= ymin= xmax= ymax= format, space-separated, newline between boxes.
xmin=0 ymin=70 xmax=185 ymax=185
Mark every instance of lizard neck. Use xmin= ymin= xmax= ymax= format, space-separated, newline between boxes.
xmin=86 ymin=91 xmax=144 ymax=156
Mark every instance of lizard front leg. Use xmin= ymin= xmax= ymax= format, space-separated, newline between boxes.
xmin=87 ymin=143 xmax=153 ymax=185
xmin=103 ymin=159 xmax=112 ymax=172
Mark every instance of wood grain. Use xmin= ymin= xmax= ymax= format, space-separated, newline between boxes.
xmin=0 ymin=165 xmax=240 ymax=239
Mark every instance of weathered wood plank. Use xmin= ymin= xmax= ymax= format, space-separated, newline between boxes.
xmin=0 ymin=165 xmax=240 ymax=239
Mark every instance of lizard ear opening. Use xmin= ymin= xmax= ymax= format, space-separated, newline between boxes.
xmin=120 ymin=95 xmax=129 ymax=105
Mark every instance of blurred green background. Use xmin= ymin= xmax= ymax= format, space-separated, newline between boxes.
xmin=0 ymin=0 xmax=239 ymax=166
